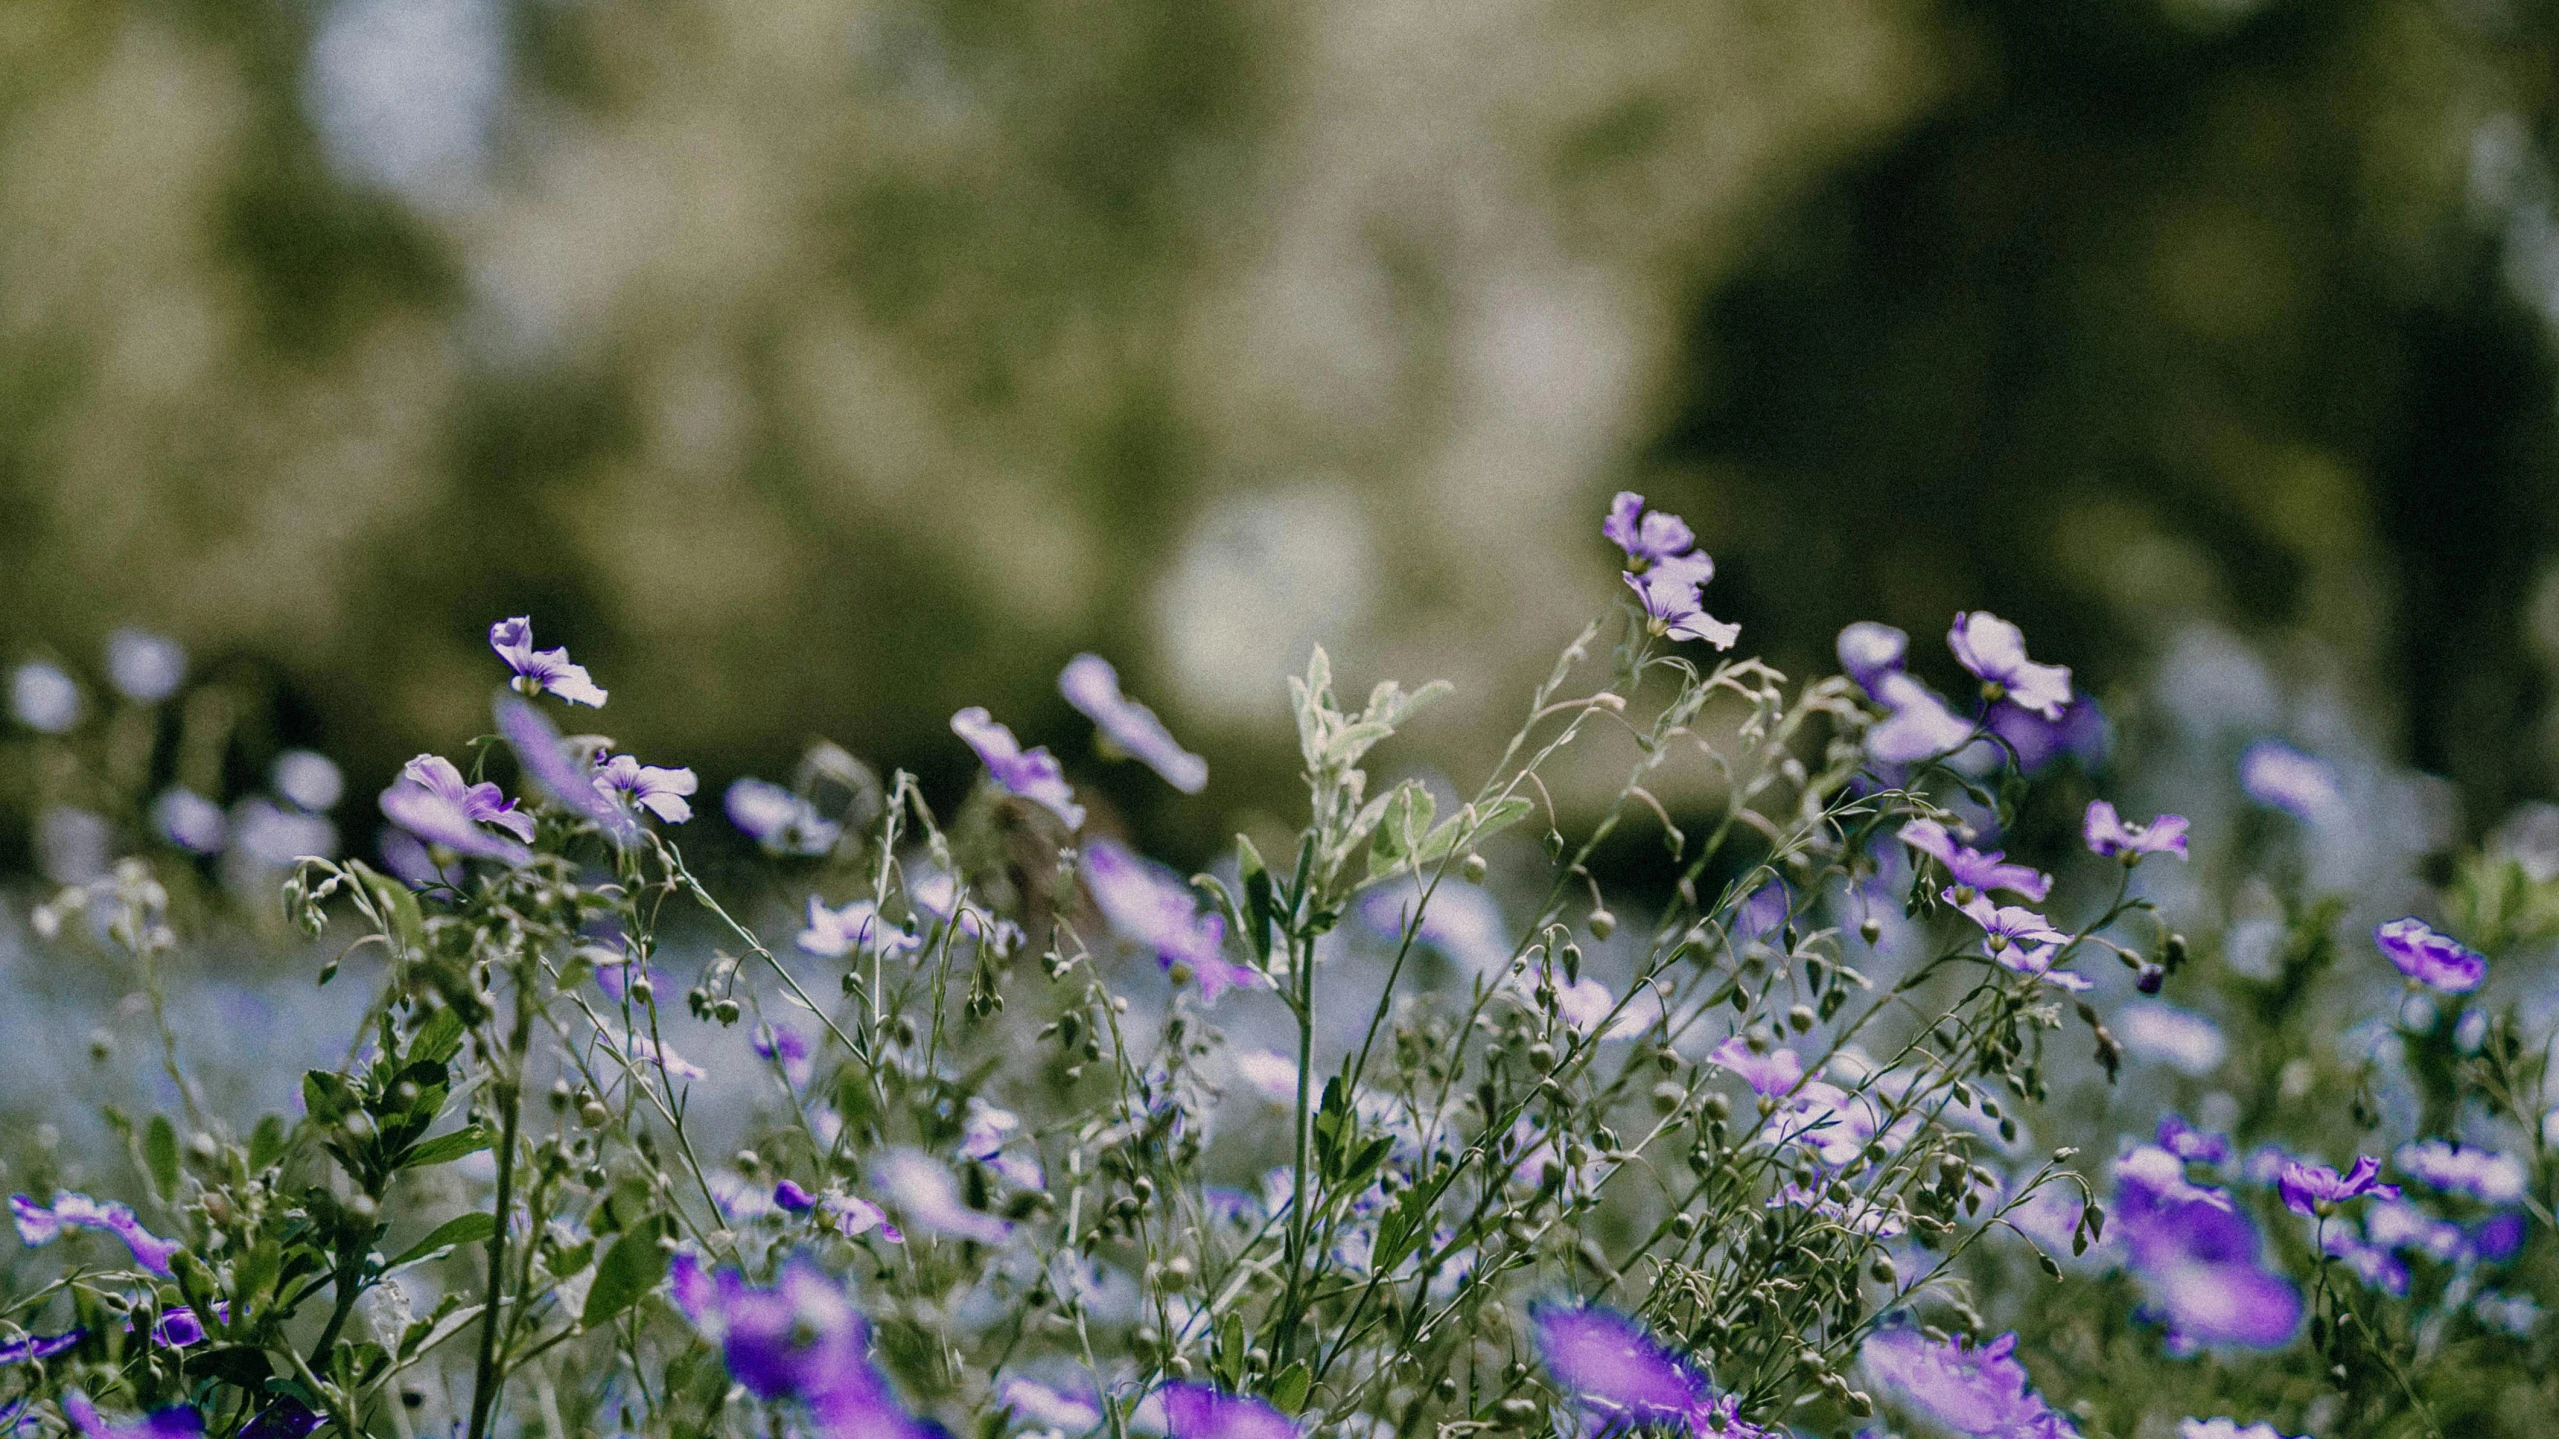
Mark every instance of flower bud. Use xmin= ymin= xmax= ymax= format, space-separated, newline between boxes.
xmin=1586 ymin=910 xmax=1615 ymax=941
xmin=1461 ymin=852 xmax=1488 ymax=883
xmin=628 ymin=976 xmax=655 ymax=1005
xmin=711 ymin=998 xmax=742 ymax=1025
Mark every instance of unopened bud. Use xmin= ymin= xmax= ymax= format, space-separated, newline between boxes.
xmin=628 ymin=976 xmax=655 ymax=1005
xmin=1462 ymin=853 xmax=1488 ymax=883
xmin=1859 ymin=916 xmax=1882 ymax=944
xmin=1586 ymin=910 xmax=1615 ymax=941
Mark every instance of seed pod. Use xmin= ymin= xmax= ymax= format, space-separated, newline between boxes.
xmin=1462 ymin=853 xmax=1488 ymax=883
xmin=1587 ymin=910 xmax=1616 ymax=942
xmin=1560 ymin=943 xmax=1583 ymax=985
xmin=712 ymin=998 xmax=742 ymax=1024
xmin=1787 ymin=1005 xmax=1816 ymax=1033
xmin=1859 ymin=916 xmax=1882 ymax=944
xmin=1651 ymin=1080 xmax=1686 ymax=1114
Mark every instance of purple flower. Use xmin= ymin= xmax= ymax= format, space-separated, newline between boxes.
xmin=753 ymin=1024 xmax=813 ymax=1088
xmin=2110 ymin=1146 xmax=2302 ymax=1352
xmin=146 ymin=1305 xmax=221 ymax=1348
xmin=798 ymin=897 xmax=918 ymax=959
xmin=12 ymin=662 xmax=82 ymax=733
xmin=2156 ymin=1114 xmax=2230 ymax=1165
xmin=489 ymin=617 xmax=608 ymax=708
xmin=668 ymin=1254 xmax=940 ymax=1439
xmin=951 ymin=708 xmax=1086 ymax=830
xmin=1060 ymin=654 xmax=1207 ymax=794
xmin=378 ymin=754 xmax=535 ymax=865
xmin=1159 ymin=1384 xmax=1299 ymax=1439
xmin=236 ymin=1401 xmax=324 ymax=1439
xmin=2373 ymin=918 xmax=2486 ymax=994
xmin=1622 ymin=560 xmax=1740 ymax=650
xmin=272 ymin=752 xmax=343 ymax=812
xmin=2239 ymin=741 xmax=2339 ymax=818
xmin=1949 ymin=892 xmax=2084 ymax=989
xmin=1836 ymin=622 xmax=1908 ymax=696
xmin=1603 ymin=491 xmax=1698 ymax=569
xmin=2393 ymin=1140 xmax=2526 ymax=1204
xmin=1858 ymin=1327 xmax=2079 ymax=1439
xmin=774 ymin=1180 xmax=817 ymax=1213
xmin=1529 ymin=1304 xmax=1752 ymax=1437
xmin=1986 ymin=695 xmax=2109 ymax=775
xmin=909 ymin=870 xmax=1025 ymax=954
xmin=105 ymin=630 xmax=187 ymax=704
xmin=2321 ymin=1227 xmax=2412 ymax=1296
xmin=1758 ymin=1081 xmax=1882 ymax=1168
xmin=12 ymin=1193 xmax=181 ymax=1277
xmin=1900 ymin=820 xmax=2051 ymax=901
xmin=1082 ymin=839 xmax=1261 ymax=1003
xmin=63 ymin=1393 xmax=202 ymax=1439
xmin=596 ymin=753 xmax=698 ymax=824
xmin=725 ymin=779 xmax=843 ymax=856
xmin=2470 ymin=1211 xmax=2527 ymax=1263
xmin=1359 ymin=882 xmax=1513 ymax=975
xmin=961 ymin=1098 xmax=1045 ymax=1190
xmin=0 ymin=1329 xmax=80 ymax=1366
xmin=870 ymin=1149 xmax=1011 ymax=1245
xmin=1867 ymin=672 xmax=1978 ymax=765
xmin=2277 ymin=1156 xmax=2399 ymax=1216
xmin=495 ymin=695 xmax=640 ymax=845
xmin=1947 ymin=612 xmax=2072 ymax=720
xmin=2116 ymin=1005 xmax=2226 ymax=1077
xmin=1706 ymin=1036 xmax=1803 ymax=1097
xmin=2082 ymin=801 xmax=2189 ymax=861
xmin=998 ymin=1377 xmax=1102 ymax=1434
xmin=152 ymin=788 xmax=226 ymax=855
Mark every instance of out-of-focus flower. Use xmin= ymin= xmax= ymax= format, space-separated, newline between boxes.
xmin=2372 ymin=918 xmax=2485 ymax=994
xmin=2115 ymin=1004 xmax=2226 ymax=1077
xmin=1837 ymin=621 xmax=1908 ymax=696
xmin=235 ymin=1401 xmax=322 ymax=1439
xmin=798 ymin=897 xmax=919 ymax=960
xmin=1868 ymin=672 xmax=1977 ymax=766
xmin=961 ymin=1098 xmax=1046 ymax=1190
xmin=1706 ymin=1036 xmax=1804 ymax=1097
xmin=2156 ymin=1115 xmax=2230 ymax=1165
xmin=1361 ymin=882 xmax=1513 ymax=975
xmin=12 ymin=662 xmax=82 ymax=733
xmin=597 ymin=753 xmax=698 ymax=824
xmin=1603 ymin=492 xmax=1698 ymax=569
xmin=272 ymin=752 xmax=343 ymax=812
xmin=725 ymin=779 xmax=843 ymax=856
xmin=1859 ymin=1327 xmax=2079 ymax=1439
xmin=495 ymin=695 xmax=638 ymax=845
xmin=2321 ymin=1227 xmax=2411 ymax=1296
xmin=1948 ymin=612 xmax=2072 ymax=720
xmin=1552 ymin=976 xmax=1664 ymax=1042
xmin=1231 ymin=1049 xmax=1300 ymax=1104
xmin=229 ymin=800 xmax=336 ymax=871
xmin=38 ymin=807 xmax=112 ymax=885
xmin=2394 ymin=1140 xmax=2527 ymax=1204
xmin=2470 ymin=1211 xmax=2527 ymax=1264
xmin=11 ymin=1193 xmax=182 ymax=1277
xmin=772 ymin=1182 xmax=900 ymax=1242
xmin=1531 ymin=1302 xmax=1759 ymax=1437
xmin=63 ymin=1392 xmax=203 ymax=1439
xmin=2180 ymin=1420 xmax=2301 ymax=1439
xmin=999 ymin=1376 xmax=1101 ymax=1434
xmin=379 ymin=754 xmax=533 ymax=865
xmin=2110 ymin=1145 xmax=2302 ymax=1352
xmin=0 ymin=1329 xmax=80 ymax=1366
xmin=2239 ymin=741 xmax=2339 ymax=818
xmin=2083 ymin=801 xmax=2189 ymax=861
xmin=908 ymin=869 xmax=1025 ymax=955
xmin=2277 ymin=1156 xmax=2399 ymax=1216
xmin=489 ymin=617 xmax=608 ymax=707
xmin=871 ymin=1149 xmax=1011 ymax=1245
xmin=1060 ymin=654 xmax=1207 ymax=794
xmin=152 ymin=789 xmax=226 ymax=855
xmin=1759 ymin=1081 xmax=1881 ymax=1168
xmin=952 ymin=707 xmax=1085 ymax=830
xmin=1159 ymin=1384 xmax=1299 ymax=1439
xmin=1901 ymin=820 xmax=2052 ymax=901
xmin=105 ymin=630 xmax=187 ymax=704
xmin=753 ymin=1024 xmax=813 ymax=1088
xmin=1986 ymin=695 xmax=2109 ymax=774
xmin=667 ymin=1254 xmax=939 ymax=1439
xmin=1082 ymin=839 xmax=1259 ymax=1003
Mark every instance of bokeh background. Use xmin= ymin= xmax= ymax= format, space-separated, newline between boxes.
xmin=8 ymin=0 xmax=2559 ymax=869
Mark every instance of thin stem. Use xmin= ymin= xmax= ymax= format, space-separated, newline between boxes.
xmin=466 ymin=968 xmax=533 ymax=1439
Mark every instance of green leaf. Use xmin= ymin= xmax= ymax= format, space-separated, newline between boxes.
xmin=250 ymin=1115 xmax=291 ymax=1171
xmin=301 ymin=1071 xmax=356 ymax=1125
xmin=384 ymin=1211 xmax=497 ymax=1272
xmin=145 ymin=1115 xmax=181 ymax=1200
xmin=1365 ymin=782 xmax=1435 ymax=880
xmin=410 ymin=1006 xmax=467 ymax=1067
xmin=1411 ymin=796 xmax=1533 ymax=868
xmin=399 ymin=1126 xmax=490 ymax=1170
xmin=1236 ymin=835 xmax=1276 ymax=962
xmin=583 ymin=1220 xmax=671 ymax=1328
xmin=1268 ymin=1361 xmax=1312 ymax=1414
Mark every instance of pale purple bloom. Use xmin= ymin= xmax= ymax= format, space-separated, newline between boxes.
xmin=2156 ymin=1115 xmax=2230 ymax=1164
xmin=618 ymin=1027 xmax=705 ymax=1082
xmin=753 ymin=1023 xmax=813 ymax=1088
xmin=1836 ymin=621 xmax=1908 ymax=696
xmin=798 ymin=897 xmax=919 ymax=959
xmin=1867 ymin=672 xmax=1978 ymax=765
xmin=379 ymin=753 xmax=534 ymax=865
xmin=1948 ymin=612 xmax=2072 ymax=720
xmin=2471 ymin=1211 xmax=2527 ymax=1264
xmin=1060 ymin=654 xmax=1207 ymax=794
xmin=105 ymin=630 xmax=187 ymax=703
xmin=152 ymin=789 xmax=226 ymax=855
xmin=1759 ymin=1081 xmax=1881 ymax=1168
xmin=2321 ymin=1227 xmax=2411 ymax=1296
xmin=822 ymin=1193 xmax=898 ymax=1242
xmin=1986 ymin=695 xmax=2109 ymax=775
xmin=2115 ymin=1004 xmax=2226 ymax=1077
xmin=2393 ymin=1140 xmax=2526 ymax=1204
xmin=1900 ymin=819 xmax=2052 ymax=901
xmin=376 ymin=828 xmax=452 ymax=889
xmin=871 ymin=1148 xmax=1012 ymax=1245
xmin=1160 ymin=1384 xmax=1300 ymax=1439
xmin=272 ymin=751 xmax=343 ymax=811
xmin=0 ymin=1329 xmax=80 ymax=1366
xmin=1706 ymin=1036 xmax=1803 ymax=1097
xmin=1603 ymin=491 xmax=1699 ymax=568
xmin=999 ymin=1376 xmax=1102 ymax=1434
xmin=1082 ymin=839 xmax=1260 ymax=1003
xmin=1359 ymin=882 xmax=1512 ymax=975
xmin=2181 ymin=1420 xmax=2303 ymax=1439
xmin=2277 ymin=1156 xmax=2399 ymax=1216
xmin=1552 ymin=976 xmax=1665 ymax=1042
xmin=1949 ymin=891 xmax=2075 ymax=982
xmin=229 ymin=799 xmax=336 ymax=870
xmin=2373 ymin=918 xmax=2486 ymax=994
xmin=2083 ymin=801 xmax=2189 ymax=861
xmin=951 ymin=707 xmax=1085 ymax=830
xmin=1734 ymin=880 xmax=1791 ymax=940
xmin=2365 ymin=1198 xmax=2466 ymax=1260
xmin=12 ymin=1192 xmax=181 ymax=1277
xmin=725 ymin=779 xmax=843 ymax=856
xmin=1858 ymin=1327 xmax=2079 ymax=1439
xmin=1622 ymin=562 xmax=1740 ymax=650
xmin=62 ymin=1392 xmax=202 ymax=1439
xmin=1529 ymin=1303 xmax=1754 ymax=1437
xmin=909 ymin=869 xmax=1025 ymax=954
xmin=668 ymin=1254 xmax=937 ymax=1439
xmin=961 ymin=1098 xmax=1046 ymax=1190
xmin=2111 ymin=1145 xmax=2302 ymax=1352
xmin=12 ymin=662 xmax=82 ymax=733
xmin=489 ymin=616 xmax=608 ymax=707
xmin=495 ymin=695 xmax=639 ymax=845
xmin=1231 ymin=1049 xmax=1300 ymax=1104
xmin=2239 ymin=741 xmax=2339 ymax=818
xmin=596 ymin=753 xmax=698 ymax=824
xmin=1772 ymin=1183 xmax=1907 ymax=1237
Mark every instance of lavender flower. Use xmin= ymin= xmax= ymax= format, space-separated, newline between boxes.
xmin=753 ymin=1023 xmax=813 ymax=1087
xmin=1623 ymin=561 xmax=1741 ymax=649
xmin=2082 ymin=801 xmax=2189 ymax=861
xmin=1529 ymin=1303 xmax=1753 ymax=1437
xmin=272 ymin=751 xmax=343 ymax=811
xmin=1159 ymin=1384 xmax=1299 ymax=1439
xmin=2393 ymin=1140 xmax=2527 ymax=1204
xmin=149 ymin=1307 xmax=213 ymax=1348
xmin=1858 ymin=1327 xmax=2079 ymax=1439
xmin=2239 ymin=741 xmax=2339 ymax=818
xmin=1706 ymin=1036 xmax=1803 ymax=1097
xmin=870 ymin=1148 xmax=1012 ymax=1245
xmin=378 ymin=754 xmax=534 ymax=865
xmin=1758 ymin=1081 xmax=1881 ymax=1168
xmin=11 ymin=661 xmax=81 ymax=733
xmin=63 ymin=1393 xmax=202 ymax=1439
xmin=909 ymin=869 xmax=1025 ymax=954
xmin=2114 ymin=1003 xmax=2226 ymax=1077
xmin=494 ymin=695 xmax=639 ymax=845
xmin=0 ymin=1329 xmax=80 ymax=1366
xmin=489 ymin=617 xmax=608 ymax=707
xmin=998 ymin=1376 xmax=1102 ymax=1434
xmin=1082 ymin=839 xmax=1260 ymax=1003
xmin=596 ymin=753 xmax=698 ymax=823
xmin=1060 ymin=654 xmax=1207 ymax=793
xmin=1986 ymin=695 xmax=2109 ymax=775
xmin=667 ymin=1254 xmax=940 ymax=1439
xmin=12 ymin=1192 xmax=182 ymax=1276
xmin=2156 ymin=1114 xmax=2230 ymax=1165
xmin=2276 ymin=1156 xmax=2399 ymax=1216
xmin=798 ymin=897 xmax=919 ymax=959
xmin=1603 ymin=491 xmax=1698 ymax=569
xmin=1867 ymin=672 xmax=1978 ymax=765
xmin=105 ymin=630 xmax=187 ymax=703
xmin=1949 ymin=892 xmax=2085 ymax=988
xmin=1900 ymin=819 xmax=2052 ymax=901
xmin=1947 ymin=612 xmax=2072 ymax=720
xmin=152 ymin=788 xmax=226 ymax=855
xmin=951 ymin=707 xmax=1086 ymax=829
xmin=2110 ymin=1146 xmax=2302 ymax=1352
xmin=725 ymin=778 xmax=843 ymax=856
xmin=2180 ymin=1421 xmax=2302 ymax=1439
xmin=1359 ymin=882 xmax=1512 ymax=975
xmin=2372 ymin=917 xmax=2486 ymax=994
xmin=2321 ymin=1226 xmax=2412 ymax=1296
xmin=1836 ymin=621 xmax=1908 ymax=696
xmin=961 ymin=1098 xmax=1046 ymax=1190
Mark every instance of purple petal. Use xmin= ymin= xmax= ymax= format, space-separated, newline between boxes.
xmin=1159 ymin=1384 xmax=1301 ymax=1439
xmin=2373 ymin=917 xmax=2486 ymax=994
xmin=495 ymin=695 xmax=637 ymax=845
xmin=1060 ymin=655 xmax=1208 ymax=794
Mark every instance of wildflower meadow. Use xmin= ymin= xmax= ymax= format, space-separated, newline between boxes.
xmin=5 ymin=492 xmax=2557 ymax=1439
